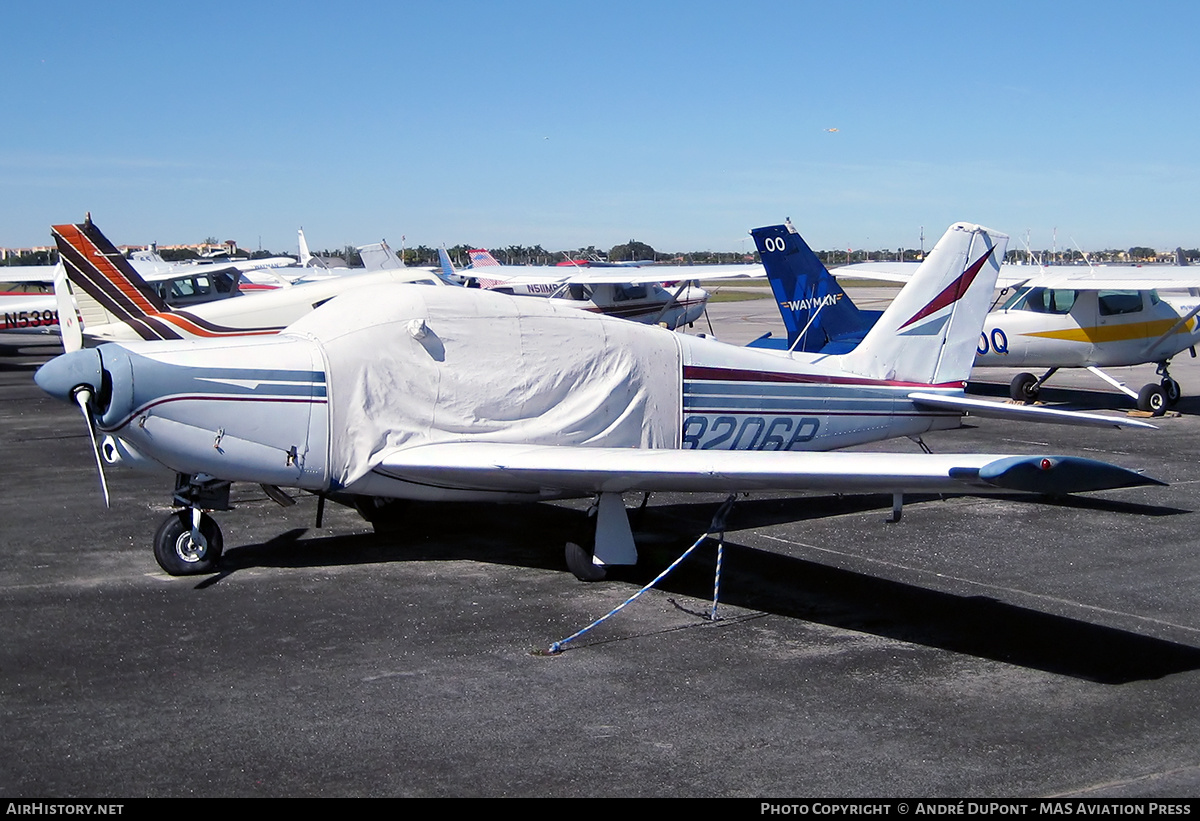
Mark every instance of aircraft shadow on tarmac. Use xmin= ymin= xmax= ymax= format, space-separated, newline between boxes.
xmin=206 ymin=494 xmax=1199 ymax=685
xmin=0 ymin=337 xmax=62 ymax=372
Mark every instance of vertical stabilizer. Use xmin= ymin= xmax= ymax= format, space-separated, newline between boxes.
xmin=840 ymin=222 xmax=1007 ymax=385
xmin=468 ymin=249 xmax=502 ymax=267
xmin=298 ymin=228 xmax=324 ymax=268
xmin=751 ymin=220 xmax=880 ymax=352
xmin=52 ymin=218 xmax=179 ymax=341
xmin=437 ymin=247 xmax=459 ymax=278
xmin=359 ymin=240 xmax=404 ymax=272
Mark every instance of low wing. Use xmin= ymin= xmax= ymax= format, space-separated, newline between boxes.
xmin=371 ymin=442 xmax=1160 ymax=497
xmin=907 ymin=392 xmax=1158 ymax=429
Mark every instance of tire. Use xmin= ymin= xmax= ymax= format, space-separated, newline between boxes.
xmin=565 ymin=541 xmax=607 ymax=582
xmin=153 ymin=511 xmax=223 ymax=576
xmin=1162 ymin=377 xmax=1182 ymax=406
xmin=353 ymin=496 xmax=409 ymax=529
xmin=1010 ymin=372 xmax=1039 ymax=403
xmin=1137 ymin=383 xmax=1167 ymax=416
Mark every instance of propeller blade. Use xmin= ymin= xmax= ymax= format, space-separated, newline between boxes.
xmin=75 ymin=388 xmax=110 ymax=508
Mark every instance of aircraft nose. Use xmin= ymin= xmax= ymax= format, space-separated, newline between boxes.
xmin=34 ymin=348 xmax=104 ymax=404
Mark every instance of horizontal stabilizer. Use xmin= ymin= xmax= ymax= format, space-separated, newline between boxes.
xmin=369 ymin=442 xmax=1160 ymax=497
xmin=907 ymin=391 xmax=1158 ymax=430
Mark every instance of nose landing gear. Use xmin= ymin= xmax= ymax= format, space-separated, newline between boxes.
xmin=152 ymin=474 xmax=231 ymax=576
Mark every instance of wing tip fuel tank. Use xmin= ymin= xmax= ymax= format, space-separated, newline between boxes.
xmin=973 ymin=455 xmax=1166 ymax=494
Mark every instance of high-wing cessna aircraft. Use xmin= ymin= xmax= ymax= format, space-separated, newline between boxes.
xmin=35 ymin=222 xmax=1159 ymax=580
xmin=52 ymin=218 xmax=446 ymax=350
xmin=442 ymin=247 xmax=764 ymax=330
xmin=976 ymin=268 xmax=1200 ymax=414
xmin=840 ymin=258 xmax=1200 ymax=414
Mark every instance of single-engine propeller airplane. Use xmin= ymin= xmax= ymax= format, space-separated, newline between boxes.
xmin=441 ymin=247 xmax=764 ymax=330
xmin=52 ymin=218 xmax=446 ymax=351
xmin=840 ymin=256 xmax=1200 ymax=414
xmin=34 ymin=221 xmax=1160 ymax=580
xmin=977 ymin=270 xmax=1200 ymax=414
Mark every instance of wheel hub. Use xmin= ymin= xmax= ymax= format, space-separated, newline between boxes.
xmin=173 ymin=530 xmax=208 ymax=563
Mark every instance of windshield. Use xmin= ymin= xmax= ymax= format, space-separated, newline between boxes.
xmin=1003 ymin=286 xmax=1077 ymax=314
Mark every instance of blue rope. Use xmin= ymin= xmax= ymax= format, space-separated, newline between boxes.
xmin=548 ymin=495 xmax=736 ymax=654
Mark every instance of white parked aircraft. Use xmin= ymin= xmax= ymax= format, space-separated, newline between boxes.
xmin=34 ymin=222 xmax=1158 ymax=579
xmin=52 ymin=218 xmax=446 ymax=350
xmin=2 ymin=244 xmax=290 ymax=334
xmin=841 ymin=259 xmax=1200 ymax=414
xmin=441 ymin=247 xmax=764 ymax=330
xmin=977 ymin=268 xmax=1200 ymax=414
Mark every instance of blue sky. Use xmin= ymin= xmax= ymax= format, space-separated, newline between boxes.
xmin=4 ymin=1 xmax=1198 ymax=255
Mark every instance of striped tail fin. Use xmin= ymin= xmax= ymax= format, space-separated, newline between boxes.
xmin=52 ymin=217 xmax=181 ymax=341
xmin=839 ymin=222 xmax=1008 ymax=386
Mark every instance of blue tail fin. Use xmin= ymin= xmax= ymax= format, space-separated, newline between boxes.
xmin=749 ymin=220 xmax=880 ymax=353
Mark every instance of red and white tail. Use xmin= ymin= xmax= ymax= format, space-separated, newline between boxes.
xmin=468 ymin=249 xmax=501 ymax=267
xmin=840 ymin=222 xmax=1008 ymax=386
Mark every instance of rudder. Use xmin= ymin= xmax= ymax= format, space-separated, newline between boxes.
xmin=839 ymin=222 xmax=1008 ymax=385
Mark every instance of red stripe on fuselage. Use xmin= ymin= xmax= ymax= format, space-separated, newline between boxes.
xmin=683 ymin=365 xmax=964 ymax=389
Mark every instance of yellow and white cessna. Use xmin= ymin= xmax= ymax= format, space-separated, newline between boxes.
xmin=975 ymin=266 xmax=1200 ymax=414
xmin=840 ymin=260 xmax=1200 ymax=415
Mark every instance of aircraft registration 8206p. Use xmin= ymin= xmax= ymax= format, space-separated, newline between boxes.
xmin=34 ymin=221 xmax=1161 ymax=580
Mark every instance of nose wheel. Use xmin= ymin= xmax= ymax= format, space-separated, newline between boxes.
xmin=1160 ymin=376 xmax=1182 ymax=405
xmin=153 ymin=509 xmax=224 ymax=576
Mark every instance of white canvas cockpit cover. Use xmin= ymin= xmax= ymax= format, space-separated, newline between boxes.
xmin=286 ymin=284 xmax=683 ymax=490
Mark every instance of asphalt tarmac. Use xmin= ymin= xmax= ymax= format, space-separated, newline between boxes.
xmin=3 ymin=292 xmax=1200 ymax=798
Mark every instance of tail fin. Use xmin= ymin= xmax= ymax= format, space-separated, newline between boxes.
xmin=840 ymin=222 xmax=1008 ymax=385
xmin=468 ymin=249 xmax=501 ymax=267
xmin=52 ymin=263 xmax=83 ymax=353
xmin=358 ymin=239 xmax=404 ymax=271
xmin=751 ymin=220 xmax=880 ymax=353
xmin=52 ymin=218 xmax=180 ymax=341
xmin=437 ymin=247 xmax=458 ymax=278
xmin=298 ymin=227 xmax=331 ymax=269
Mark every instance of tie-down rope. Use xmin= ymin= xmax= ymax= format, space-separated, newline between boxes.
xmin=547 ymin=494 xmax=737 ymax=654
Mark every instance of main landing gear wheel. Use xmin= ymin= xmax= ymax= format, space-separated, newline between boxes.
xmin=1010 ymin=372 xmax=1040 ymax=403
xmin=353 ymin=496 xmax=409 ymax=530
xmin=565 ymin=541 xmax=607 ymax=582
xmin=153 ymin=510 xmax=223 ymax=576
xmin=1137 ymin=383 xmax=1167 ymax=416
xmin=1162 ymin=377 xmax=1182 ymax=406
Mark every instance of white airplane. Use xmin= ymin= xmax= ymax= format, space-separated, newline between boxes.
xmin=1 ymin=236 xmax=295 ymax=335
xmin=52 ymin=218 xmax=447 ymax=350
xmin=442 ymin=247 xmax=762 ymax=330
xmin=33 ymin=222 xmax=1159 ymax=580
xmin=840 ymin=258 xmax=1200 ymax=415
xmin=977 ymin=268 xmax=1200 ymax=414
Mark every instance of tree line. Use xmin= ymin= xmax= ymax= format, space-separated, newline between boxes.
xmin=5 ymin=242 xmax=1197 ymax=268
